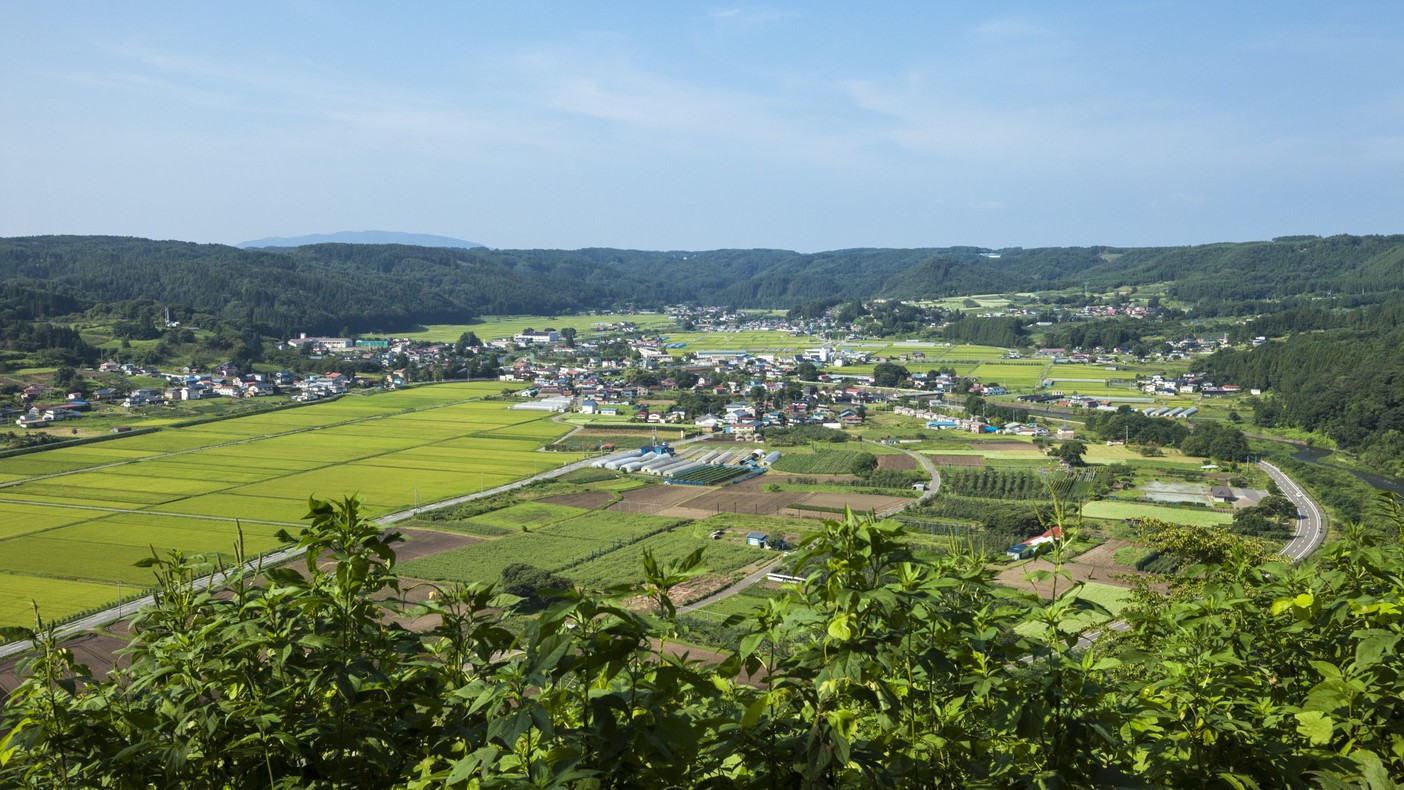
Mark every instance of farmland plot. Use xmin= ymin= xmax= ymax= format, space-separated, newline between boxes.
xmin=770 ymin=451 xmax=871 ymax=475
xmin=0 ymin=575 xmax=122 ymax=627
xmin=1081 ymin=500 xmax=1233 ymax=527
xmin=399 ymin=511 xmax=684 ymax=586
xmin=562 ymin=530 xmax=765 ymax=591
xmin=969 ymin=362 xmax=1049 ymax=387
xmin=0 ymin=383 xmax=584 ymax=626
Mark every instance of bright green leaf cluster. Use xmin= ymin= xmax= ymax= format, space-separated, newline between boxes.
xmin=3 ymin=498 xmax=1404 ymax=787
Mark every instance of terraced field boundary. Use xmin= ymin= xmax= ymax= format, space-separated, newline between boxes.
xmin=0 ymin=383 xmax=591 ymax=626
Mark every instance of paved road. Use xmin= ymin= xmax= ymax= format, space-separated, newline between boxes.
xmin=1262 ymin=460 xmax=1327 ymax=561
xmin=0 ymin=447 xmax=620 ymax=660
xmin=1073 ymin=459 xmax=1328 ymax=651
xmin=0 ymin=543 xmax=309 ymax=661
xmin=0 ymin=433 xmax=730 ymax=660
xmin=670 ymin=440 xmax=946 ymax=613
xmin=862 ymin=439 xmax=943 ymax=512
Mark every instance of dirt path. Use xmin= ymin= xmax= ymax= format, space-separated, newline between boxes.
xmin=677 ymin=557 xmax=786 ymax=615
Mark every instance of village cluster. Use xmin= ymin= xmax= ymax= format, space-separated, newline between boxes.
xmin=7 ymin=302 xmax=1254 ymax=437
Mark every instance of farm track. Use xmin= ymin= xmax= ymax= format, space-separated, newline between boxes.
xmin=0 ymin=394 xmax=636 ymax=661
xmin=0 ymin=430 xmax=945 ymax=662
xmin=659 ymin=439 xmax=945 ymax=613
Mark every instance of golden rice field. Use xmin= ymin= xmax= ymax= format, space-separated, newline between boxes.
xmin=0 ymin=382 xmax=587 ymax=626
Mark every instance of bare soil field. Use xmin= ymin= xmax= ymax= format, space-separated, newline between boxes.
xmin=612 ymin=485 xmax=707 ymax=509
xmin=683 ymin=488 xmax=815 ymax=516
xmin=876 ymin=454 xmax=917 ymax=470
xmin=395 ymin=528 xmax=482 ymax=562
xmin=802 ymin=492 xmax=912 ymax=513
xmin=2 ymin=631 xmax=128 ymax=698
xmin=538 ymin=490 xmax=616 ymax=509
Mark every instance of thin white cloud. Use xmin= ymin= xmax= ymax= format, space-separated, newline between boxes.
xmin=709 ymin=5 xmax=791 ymax=27
xmin=507 ymin=46 xmax=870 ymax=166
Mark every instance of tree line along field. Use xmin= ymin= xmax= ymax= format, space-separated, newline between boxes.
xmin=0 ymin=382 xmax=591 ymax=627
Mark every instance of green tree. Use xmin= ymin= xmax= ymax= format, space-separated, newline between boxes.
xmin=1054 ymin=439 xmax=1088 ymax=466
xmin=871 ymin=361 xmax=910 ymax=388
xmin=7 ymin=495 xmax=1404 ymax=786
xmin=499 ymin=562 xmax=573 ymax=609
xmin=455 ymin=330 xmax=481 ymax=354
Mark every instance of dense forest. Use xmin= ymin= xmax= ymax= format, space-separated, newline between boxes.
xmin=6 ymin=233 xmax=1404 ymax=335
xmin=1195 ymin=320 xmax=1404 ymax=477
xmin=4 ymin=497 xmax=1403 ymax=787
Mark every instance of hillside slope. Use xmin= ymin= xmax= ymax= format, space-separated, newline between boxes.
xmin=4 ymin=233 xmax=1404 ymax=334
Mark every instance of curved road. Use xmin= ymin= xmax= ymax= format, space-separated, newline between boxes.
xmin=673 ymin=439 xmax=944 ymax=613
xmin=1073 ymin=459 xmax=1328 ymax=651
xmin=1262 ymin=460 xmax=1327 ymax=561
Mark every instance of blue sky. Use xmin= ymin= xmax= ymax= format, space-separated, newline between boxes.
xmin=3 ymin=2 xmax=1402 ymax=251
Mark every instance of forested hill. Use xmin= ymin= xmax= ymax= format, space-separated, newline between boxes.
xmin=3 ymin=233 xmax=1404 ymax=334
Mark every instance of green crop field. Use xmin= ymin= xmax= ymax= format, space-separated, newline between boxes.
xmin=770 ymin=450 xmax=871 ymax=475
xmin=661 ymin=330 xmax=817 ymax=355
xmin=0 ymin=382 xmax=591 ymax=626
xmin=0 ymin=574 xmax=126 ymax=628
xmin=1080 ymin=444 xmax=1203 ymax=466
xmin=398 ymin=511 xmax=684 ymax=585
xmin=397 ymin=534 xmax=609 ymax=583
xmin=394 ymin=313 xmax=675 ymax=342
xmin=1080 ymin=500 xmax=1233 ymax=527
xmin=1043 ymin=379 xmax=1144 ymax=398
xmin=562 ymin=529 xmax=765 ymax=591
xmin=969 ymin=362 xmax=1050 ymax=387
xmin=692 ymin=585 xmax=785 ymax=621
xmin=938 ymin=344 xmax=1011 ymax=361
xmin=467 ymin=502 xmax=585 ymax=529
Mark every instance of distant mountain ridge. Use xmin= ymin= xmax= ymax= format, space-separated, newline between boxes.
xmin=4 ymin=233 xmax=1404 ymax=336
xmin=238 ymin=231 xmax=484 ymax=249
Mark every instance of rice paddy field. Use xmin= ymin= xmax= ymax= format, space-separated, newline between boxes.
xmin=832 ymin=342 xmax=1009 ymax=363
xmin=661 ymin=330 xmax=818 ymax=356
xmin=1041 ymin=379 xmax=1145 ymax=398
xmin=0 ymin=382 xmax=590 ymax=626
xmin=969 ymin=361 xmax=1050 ymax=387
xmin=392 ymin=313 xmax=676 ymax=343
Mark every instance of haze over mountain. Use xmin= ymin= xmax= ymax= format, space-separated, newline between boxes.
xmin=238 ymin=231 xmax=484 ymax=249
